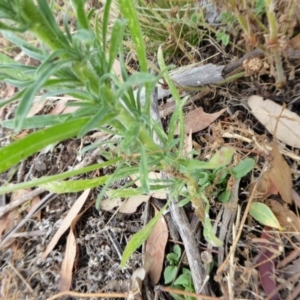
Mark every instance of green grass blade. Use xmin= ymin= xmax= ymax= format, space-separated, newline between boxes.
xmin=102 ymin=0 xmax=112 ymax=50
xmin=0 ymin=158 xmax=121 ymax=195
xmin=121 ymin=199 xmax=170 ymax=268
xmin=71 ymin=0 xmax=89 ymax=29
xmin=2 ymin=114 xmax=72 ymax=130
xmin=41 ymin=176 xmax=110 ymax=193
xmin=118 ymin=0 xmax=151 ymax=113
xmin=37 ymin=0 xmax=69 ymax=46
xmin=0 ymin=117 xmax=90 ymax=173
xmin=157 ymin=46 xmax=185 ymax=152
xmin=139 ymin=145 xmax=150 ymax=194
xmin=15 ymin=57 xmax=70 ymax=131
xmin=108 ymin=19 xmax=127 ymax=72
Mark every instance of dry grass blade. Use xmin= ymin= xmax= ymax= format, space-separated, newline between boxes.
xmin=58 ymin=227 xmax=76 ymax=292
xmin=40 ymin=189 xmax=91 ymax=260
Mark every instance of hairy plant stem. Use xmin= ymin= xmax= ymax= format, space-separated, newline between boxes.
xmin=265 ymin=0 xmax=286 ymax=88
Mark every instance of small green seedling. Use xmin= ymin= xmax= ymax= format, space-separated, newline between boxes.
xmin=164 ymin=245 xmax=195 ymax=300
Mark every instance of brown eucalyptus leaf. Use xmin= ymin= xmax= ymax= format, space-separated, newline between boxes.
xmin=290 ymin=33 xmax=300 ymax=50
xmin=247 ymin=95 xmax=300 ymax=148
xmin=58 ymin=227 xmax=76 ymax=292
xmin=266 ymin=199 xmax=300 ymax=234
xmin=268 ymin=143 xmax=292 ymax=204
xmin=119 ymin=195 xmax=151 ymax=213
xmin=175 ymin=107 xmax=226 ymax=134
xmin=40 ymin=189 xmax=90 ymax=260
xmin=257 ymin=228 xmax=280 ymax=300
xmin=146 ymin=206 xmax=168 ymax=284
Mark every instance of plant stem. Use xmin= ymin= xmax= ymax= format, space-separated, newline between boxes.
xmin=265 ymin=0 xmax=286 ymax=88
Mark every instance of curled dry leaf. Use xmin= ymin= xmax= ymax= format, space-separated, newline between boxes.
xmin=100 ymin=195 xmax=151 ymax=213
xmin=268 ymin=143 xmax=292 ymax=204
xmin=100 ymin=198 xmax=122 ymax=211
xmin=266 ymin=199 xmax=300 ymax=236
xmin=290 ymin=33 xmax=300 ymax=50
xmin=256 ymin=142 xmax=292 ymax=204
xmin=145 ymin=206 xmax=168 ymax=284
xmin=257 ymin=228 xmax=280 ymax=300
xmin=175 ymin=107 xmax=226 ymax=134
xmin=119 ymin=195 xmax=151 ymax=213
xmin=247 ymin=95 xmax=300 ymax=148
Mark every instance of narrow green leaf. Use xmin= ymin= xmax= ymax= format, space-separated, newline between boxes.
xmin=0 ymin=21 xmax=29 ymax=31
xmin=78 ymin=105 xmax=113 ymax=137
xmin=115 ymin=73 xmax=155 ymax=100
xmin=2 ymin=114 xmax=71 ymax=130
xmin=41 ymin=176 xmax=109 ymax=193
xmin=108 ymin=20 xmax=127 ymax=72
xmin=71 ymin=0 xmax=89 ymax=29
xmin=231 ymin=158 xmax=255 ymax=179
xmin=120 ymin=122 xmax=140 ymax=154
xmin=0 ymin=117 xmax=90 ymax=173
xmin=139 ymin=145 xmax=150 ymax=194
xmin=203 ymin=203 xmax=223 ymax=247
xmin=118 ymin=0 xmax=151 ymax=112
xmin=178 ymin=147 xmax=235 ymax=171
xmin=20 ymin=0 xmax=67 ymax=50
xmin=249 ymin=202 xmax=284 ymax=230
xmin=158 ymin=47 xmax=185 ymax=152
xmin=121 ymin=199 xmax=170 ymax=267
xmin=37 ymin=0 xmax=69 ymax=46
xmin=15 ymin=58 xmax=68 ymax=131
xmin=0 ymin=52 xmax=32 ymax=80
xmin=101 ymin=0 xmax=112 ymax=49
xmin=0 ymin=158 xmax=121 ymax=195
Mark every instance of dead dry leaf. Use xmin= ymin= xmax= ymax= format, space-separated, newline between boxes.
xmin=119 ymin=195 xmax=151 ymax=213
xmin=145 ymin=206 xmax=168 ymax=284
xmin=40 ymin=189 xmax=91 ymax=260
xmin=100 ymin=195 xmax=150 ymax=213
xmin=27 ymin=99 xmax=48 ymax=117
xmin=26 ymin=193 xmax=41 ymax=221
xmin=58 ymin=227 xmax=76 ymax=292
xmin=257 ymin=228 xmax=280 ymax=300
xmin=49 ymin=98 xmax=69 ymax=115
xmin=256 ymin=172 xmax=279 ymax=198
xmin=0 ymin=213 xmax=11 ymax=240
xmin=183 ymin=130 xmax=193 ymax=159
xmin=290 ymin=33 xmax=300 ymax=50
xmin=3 ymin=84 xmax=16 ymax=99
xmin=266 ymin=199 xmax=300 ymax=234
xmin=268 ymin=143 xmax=292 ymax=204
xmin=175 ymin=107 xmax=226 ymax=134
xmin=113 ymin=59 xmax=123 ymax=81
xmin=292 ymin=188 xmax=300 ymax=209
xmin=100 ymin=198 xmax=122 ymax=211
xmin=248 ymin=95 xmax=300 ymax=148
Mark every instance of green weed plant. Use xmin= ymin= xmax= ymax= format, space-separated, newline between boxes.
xmin=164 ymin=245 xmax=195 ymax=300
xmin=0 ymin=0 xmax=254 ymax=267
